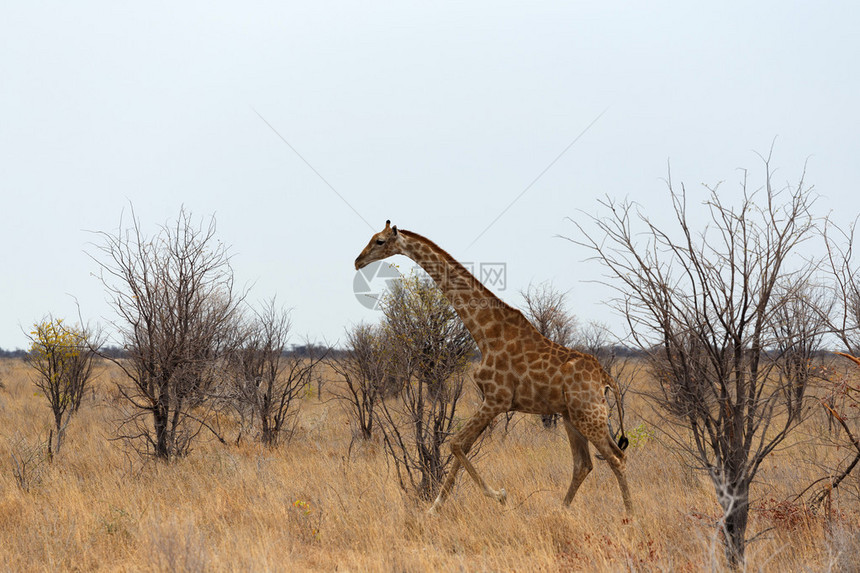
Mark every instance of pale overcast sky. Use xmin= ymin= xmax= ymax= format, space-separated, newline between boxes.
xmin=2 ymin=2 xmax=859 ymax=350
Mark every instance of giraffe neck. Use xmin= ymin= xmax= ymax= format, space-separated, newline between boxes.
xmin=398 ymin=230 xmax=517 ymax=353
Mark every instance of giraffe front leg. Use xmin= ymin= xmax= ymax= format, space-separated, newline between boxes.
xmin=427 ymin=406 xmax=505 ymax=513
xmin=449 ymin=407 xmax=506 ymax=504
xmin=428 ymin=458 xmax=461 ymax=514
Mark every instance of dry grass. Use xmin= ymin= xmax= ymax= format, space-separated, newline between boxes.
xmin=1 ymin=358 xmax=859 ymax=572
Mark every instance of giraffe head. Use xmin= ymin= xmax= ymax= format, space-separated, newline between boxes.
xmin=354 ymin=220 xmax=403 ymax=270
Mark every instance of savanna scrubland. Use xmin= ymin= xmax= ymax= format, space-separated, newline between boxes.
xmin=5 ymin=161 xmax=860 ymax=572
xmin=1 ymin=356 xmax=858 ymax=572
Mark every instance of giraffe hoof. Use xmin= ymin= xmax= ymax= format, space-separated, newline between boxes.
xmin=498 ymin=488 xmax=507 ymax=505
xmin=427 ymin=503 xmax=439 ymax=516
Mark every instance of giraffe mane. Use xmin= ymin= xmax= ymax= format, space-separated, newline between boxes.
xmin=397 ymin=228 xmax=540 ymax=334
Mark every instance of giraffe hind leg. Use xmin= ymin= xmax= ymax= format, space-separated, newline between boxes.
xmin=561 ymin=413 xmax=593 ymax=506
xmin=587 ymin=428 xmax=633 ymax=514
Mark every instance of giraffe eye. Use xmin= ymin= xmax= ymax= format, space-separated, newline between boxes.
xmin=376 ymin=239 xmax=385 ymax=245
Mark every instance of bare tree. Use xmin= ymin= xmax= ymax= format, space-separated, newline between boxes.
xmin=376 ymin=274 xmax=476 ymax=500
xmin=228 ymin=300 xmax=325 ymax=447
xmin=91 ymin=208 xmax=243 ymax=460
xmin=329 ymin=323 xmax=389 ymax=441
xmin=824 ymin=218 xmax=860 ymax=356
xmin=520 ymin=281 xmax=578 ymax=347
xmin=573 ymin=320 xmax=613 ymax=362
xmin=520 ymin=281 xmax=578 ymax=428
xmin=25 ymin=317 xmax=101 ymax=455
xmin=9 ymin=432 xmax=51 ymax=492
xmin=804 ymin=219 xmax=860 ymax=505
xmin=574 ymin=155 xmax=821 ymax=568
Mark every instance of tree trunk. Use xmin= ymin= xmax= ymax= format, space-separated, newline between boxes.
xmin=418 ymin=471 xmax=435 ymax=501
xmin=718 ymin=477 xmax=750 ymax=569
xmin=154 ymin=397 xmax=170 ymax=459
xmin=261 ymin=416 xmax=278 ymax=447
xmin=53 ymin=410 xmax=64 ymax=455
xmin=262 ymin=429 xmax=278 ymax=447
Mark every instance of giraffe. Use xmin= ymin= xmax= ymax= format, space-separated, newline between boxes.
xmin=354 ymin=221 xmax=632 ymax=514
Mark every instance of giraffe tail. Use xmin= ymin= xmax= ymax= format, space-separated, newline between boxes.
xmin=605 ymin=372 xmax=628 ymax=451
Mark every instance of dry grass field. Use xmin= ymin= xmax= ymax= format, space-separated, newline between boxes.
xmin=1 ymin=357 xmax=859 ymax=572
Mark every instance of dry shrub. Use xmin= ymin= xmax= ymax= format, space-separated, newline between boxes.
xmin=9 ymin=432 xmax=50 ymax=492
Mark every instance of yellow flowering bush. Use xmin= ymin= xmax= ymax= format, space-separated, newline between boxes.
xmin=290 ymin=499 xmax=321 ymax=542
xmin=27 ymin=318 xmax=96 ymax=454
xmin=30 ymin=319 xmax=83 ymax=389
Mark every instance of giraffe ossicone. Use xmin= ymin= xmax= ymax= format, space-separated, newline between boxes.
xmin=354 ymin=221 xmax=633 ymax=514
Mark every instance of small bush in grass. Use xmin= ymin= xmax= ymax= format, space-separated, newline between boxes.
xmin=26 ymin=318 xmax=99 ymax=455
